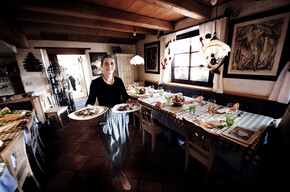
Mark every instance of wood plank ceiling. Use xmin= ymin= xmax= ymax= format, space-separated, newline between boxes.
xmin=0 ymin=0 xmax=230 ymax=48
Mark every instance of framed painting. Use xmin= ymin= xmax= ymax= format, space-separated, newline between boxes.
xmin=88 ymin=52 xmax=107 ymax=77
xmin=224 ymin=10 xmax=289 ymax=80
xmin=144 ymin=41 xmax=160 ymax=74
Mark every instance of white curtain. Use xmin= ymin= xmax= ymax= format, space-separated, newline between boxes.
xmin=159 ymin=32 xmax=176 ymax=84
xmin=199 ymin=17 xmax=229 ymax=93
xmin=269 ymin=62 xmax=290 ymax=104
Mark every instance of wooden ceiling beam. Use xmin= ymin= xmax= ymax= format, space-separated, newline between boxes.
xmin=0 ymin=16 xmax=29 ymax=48
xmin=15 ymin=11 xmax=158 ymax=35
xmin=19 ymin=22 xmax=145 ymax=39
xmin=26 ymin=33 xmax=138 ymax=45
xmin=141 ymin=0 xmax=211 ymax=20
xmin=8 ymin=1 xmax=174 ymax=31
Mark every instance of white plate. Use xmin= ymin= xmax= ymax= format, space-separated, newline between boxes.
xmin=112 ymin=103 xmax=141 ymax=114
xmin=68 ymin=106 xmax=108 ymax=120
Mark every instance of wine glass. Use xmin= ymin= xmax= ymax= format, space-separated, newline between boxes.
xmin=227 ymin=102 xmax=235 ymax=114
xmin=157 ymin=86 xmax=164 ymax=97
xmin=208 ymin=99 xmax=216 ymax=114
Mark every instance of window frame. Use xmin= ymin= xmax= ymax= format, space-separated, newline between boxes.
xmin=171 ymin=30 xmax=213 ymax=87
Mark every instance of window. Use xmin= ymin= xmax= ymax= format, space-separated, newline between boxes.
xmin=172 ymin=30 xmax=213 ymax=87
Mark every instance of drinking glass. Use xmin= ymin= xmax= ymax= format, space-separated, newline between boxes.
xmin=134 ymin=87 xmax=139 ymax=94
xmin=189 ymin=105 xmax=196 ymax=114
xmin=208 ymin=99 xmax=216 ymax=114
xmin=226 ymin=115 xmax=235 ymax=127
xmin=166 ymin=97 xmax=171 ymax=105
xmin=158 ymin=87 xmax=164 ymax=97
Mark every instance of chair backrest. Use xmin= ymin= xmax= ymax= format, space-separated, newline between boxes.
xmin=183 ymin=118 xmax=217 ymax=167
xmin=39 ymin=93 xmax=55 ymax=112
xmin=0 ymin=133 xmax=34 ymax=192
xmin=140 ymin=105 xmax=155 ymax=130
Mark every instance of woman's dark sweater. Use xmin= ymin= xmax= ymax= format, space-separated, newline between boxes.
xmin=85 ymin=76 xmax=129 ymax=107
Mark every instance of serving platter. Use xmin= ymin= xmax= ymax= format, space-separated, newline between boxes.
xmin=68 ymin=106 xmax=108 ymax=120
xmin=112 ymin=103 xmax=141 ymax=114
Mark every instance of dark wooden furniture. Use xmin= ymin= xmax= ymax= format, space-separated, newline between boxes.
xmin=183 ymin=118 xmax=217 ymax=186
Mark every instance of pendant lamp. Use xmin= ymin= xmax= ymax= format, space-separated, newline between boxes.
xmin=199 ymin=0 xmax=231 ymax=65
xmin=130 ymin=28 xmax=144 ymax=65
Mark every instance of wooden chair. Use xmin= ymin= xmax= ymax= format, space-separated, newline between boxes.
xmin=133 ymin=110 xmax=142 ymax=131
xmin=40 ymin=93 xmax=70 ymax=128
xmin=140 ymin=105 xmax=164 ymax=152
xmin=0 ymin=133 xmax=41 ymax=192
xmin=25 ymin=111 xmax=45 ymax=173
xmin=183 ymin=118 xmax=217 ymax=186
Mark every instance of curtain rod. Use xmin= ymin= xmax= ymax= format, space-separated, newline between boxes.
xmin=160 ymin=15 xmax=228 ymax=37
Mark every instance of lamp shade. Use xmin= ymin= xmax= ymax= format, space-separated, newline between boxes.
xmin=130 ymin=55 xmax=144 ymax=65
xmin=199 ymin=39 xmax=231 ymax=59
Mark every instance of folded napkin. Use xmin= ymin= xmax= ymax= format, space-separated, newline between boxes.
xmin=155 ymin=101 xmax=165 ymax=108
xmin=184 ymin=96 xmax=204 ymax=104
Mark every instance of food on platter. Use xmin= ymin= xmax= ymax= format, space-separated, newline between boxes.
xmin=0 ymin=114 xmax=23 ymax=122
xmin=69 ymin=106 xmax=108 ymax=120
xmin=0 ymin=107 xmax=11 ymax=117
xmin=117 ymin=104 xmax=138 ymax=111
xmin=74 ymin=107 xmax=100 ymax=117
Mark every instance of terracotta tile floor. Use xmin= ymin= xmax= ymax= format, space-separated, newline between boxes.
xmin=22 ymin=114 xmax=267 ymax=192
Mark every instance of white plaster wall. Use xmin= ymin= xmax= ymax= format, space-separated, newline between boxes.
xmin=137 ymin=0 xmax=289 ymax=97
xmin=15 ymin=47 xmax=50 ymax=96
xmin=15 ymin=40 xmax=135 ymax=96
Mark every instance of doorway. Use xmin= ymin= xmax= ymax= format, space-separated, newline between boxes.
xmin=57 ymin=55 xmax=88 ymax=100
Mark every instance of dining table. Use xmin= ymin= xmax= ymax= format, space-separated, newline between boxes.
xmin=0 ymin=110 xmax=33 ymax=192
xmin=128 ymin=89 xmax=274 ymax=166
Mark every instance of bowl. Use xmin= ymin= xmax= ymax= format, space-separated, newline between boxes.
xmin=173 ymin=102 xmax=184 ymax=107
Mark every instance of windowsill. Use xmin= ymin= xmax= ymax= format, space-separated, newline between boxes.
xmin=145 ymin=80 xmax=213 ymax=92
xmin=165 ymin=82 xmax=213 ymax=92
xmin=145 ymin=80 xmax=269 ymax=101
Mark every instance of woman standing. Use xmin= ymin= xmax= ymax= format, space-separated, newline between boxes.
xmin=86 ymin=55 xmax=131 ymax=190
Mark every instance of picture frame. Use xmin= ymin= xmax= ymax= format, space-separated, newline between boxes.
xmin=221 ymin=126 xmax=261 ymax=147
xmin=88 ymin=52 xmax=107 ymax=77
xmin=224 ymin=10 xmax=290 ymax=80
xmin=144 ymin=41 xmax=160 ymax=74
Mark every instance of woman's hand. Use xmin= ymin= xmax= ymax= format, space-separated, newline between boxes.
xmin=86 ymin=104 xmax=92 ymax=107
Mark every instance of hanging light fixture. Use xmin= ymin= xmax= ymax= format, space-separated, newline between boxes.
xmin=199 ymin=0 xmax=231 ymax=65
xmin=130 ymin=55 xmax=144 ymax=65
xmin=130 ymin=30 xmax=144 ymax=65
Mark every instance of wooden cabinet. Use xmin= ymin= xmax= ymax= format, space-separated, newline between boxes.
xmin=113 ymin=54 xmax=134 ymax=87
